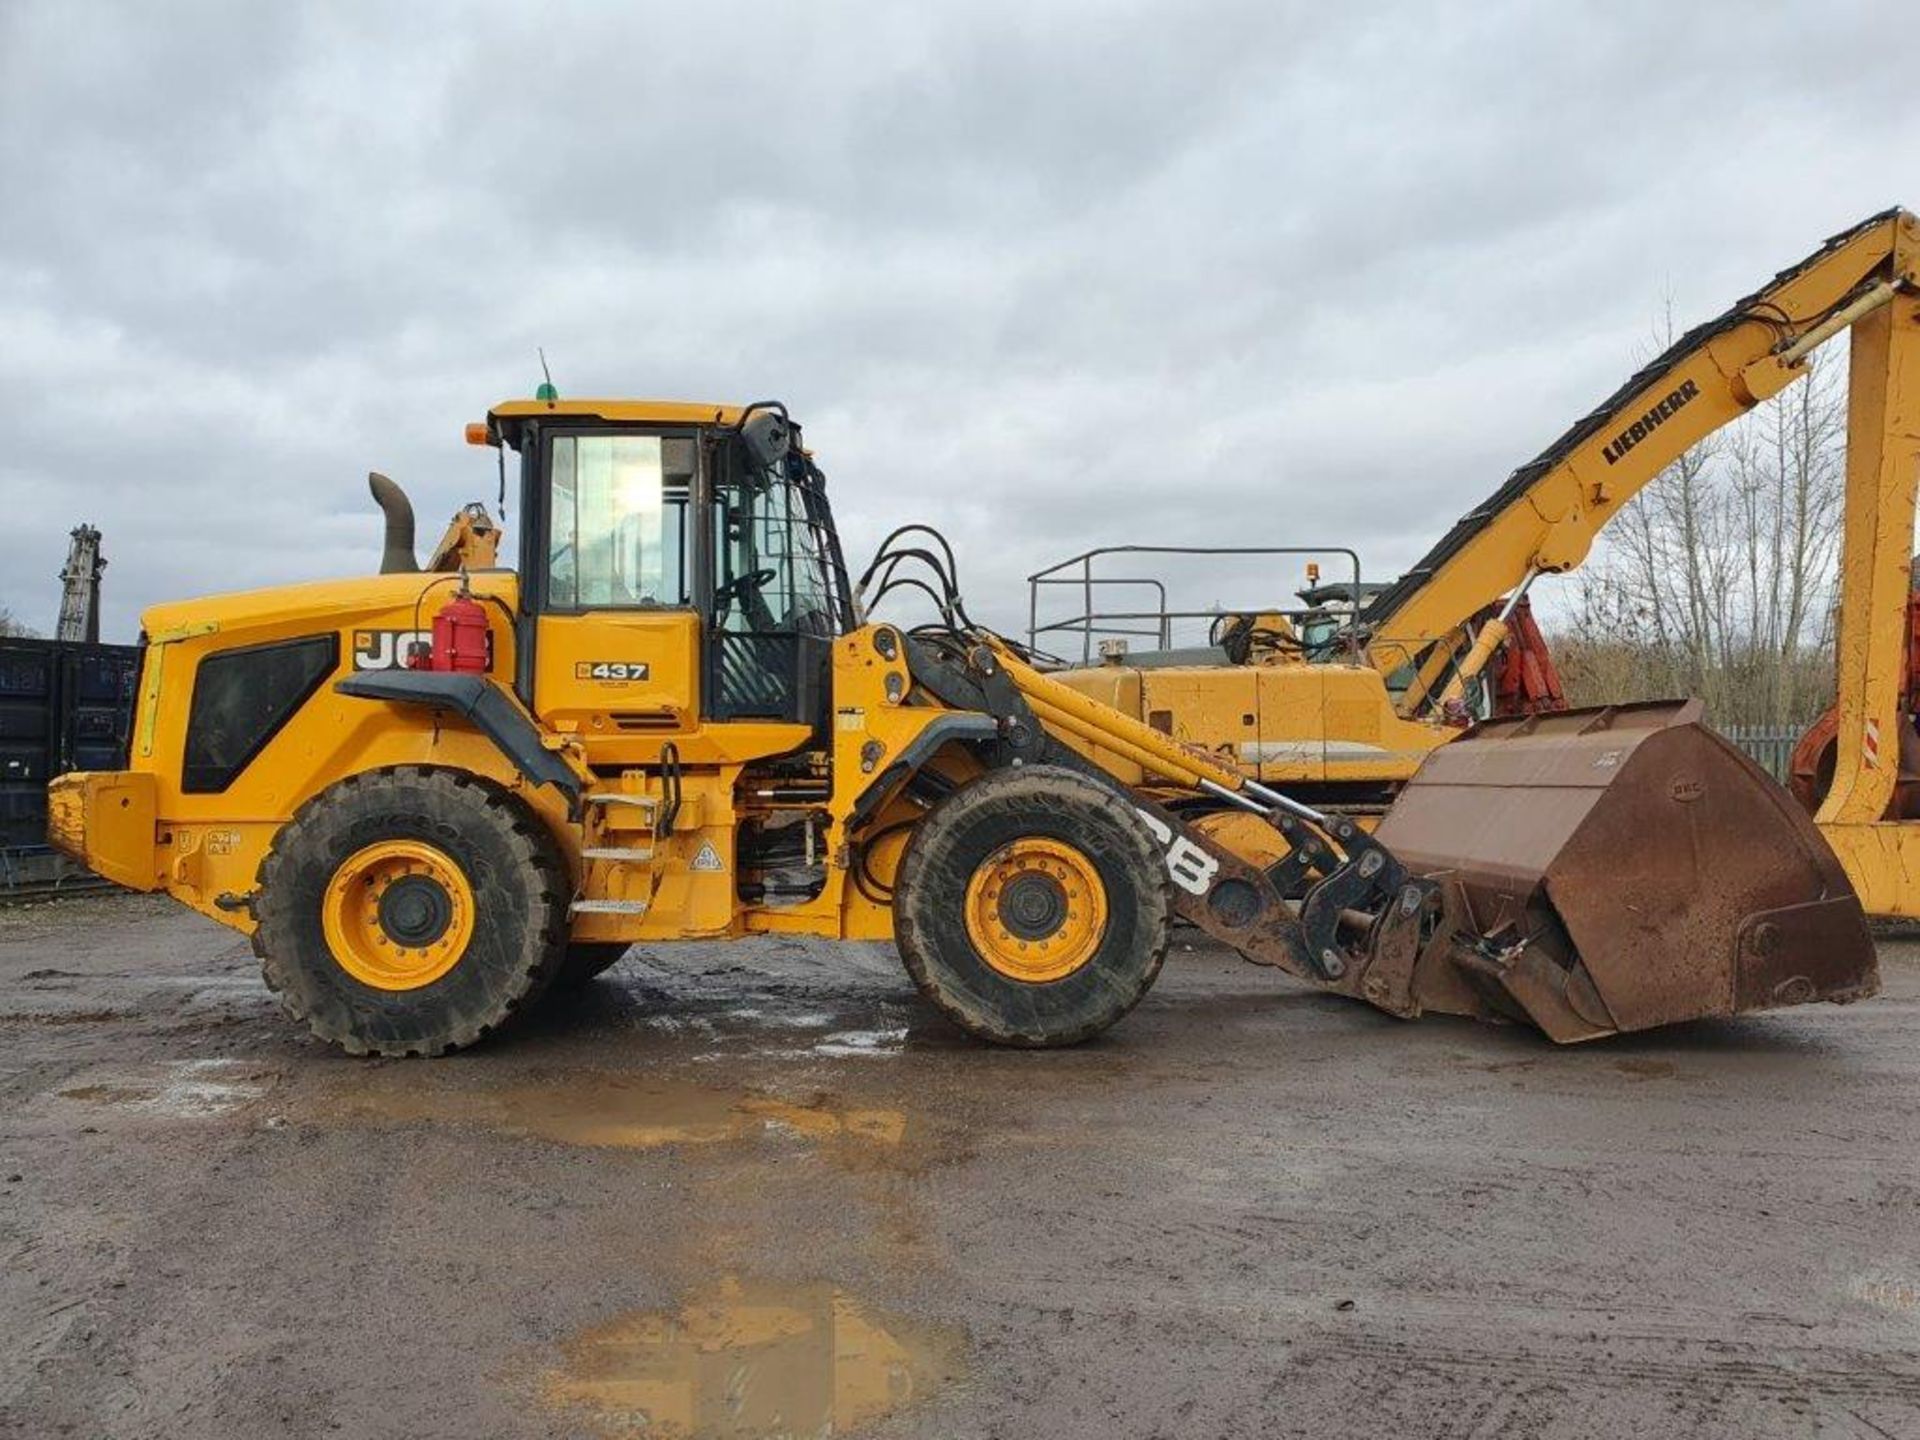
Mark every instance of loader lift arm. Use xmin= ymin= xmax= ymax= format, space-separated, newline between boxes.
xmin=1366 ymin=208 xmax=1919 ymax=724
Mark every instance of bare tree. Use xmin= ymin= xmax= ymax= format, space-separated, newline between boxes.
xmin=1555 ymin=336 xmax=1845 ymax=729
xmin=0 ymin=607 xmax=39 ymax=639
xmin=1729 ymin=359 xmax=1846 ymax=723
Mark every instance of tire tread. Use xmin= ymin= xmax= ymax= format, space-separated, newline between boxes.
xmin=251 ymin=767 xmax=568 ymax=1057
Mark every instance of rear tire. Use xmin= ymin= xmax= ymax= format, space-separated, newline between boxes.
xmin=251 ymin=766 xmax=568 ymax=1057
xmin=893 ymin=764 xmax=1170 ymax=1046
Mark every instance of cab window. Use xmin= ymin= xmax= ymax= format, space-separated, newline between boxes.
xmin=546 ymin=433 xmax=695 ymax=608
xmin=713 ymin=464 xmax=836 ymax=638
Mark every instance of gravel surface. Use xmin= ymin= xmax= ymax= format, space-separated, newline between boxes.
xmin=3 ymin=893 xmax=1918 ymax=1438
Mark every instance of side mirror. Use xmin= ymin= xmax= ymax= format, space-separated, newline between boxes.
xmin=739 ymin=405 xmax=791 ymax=470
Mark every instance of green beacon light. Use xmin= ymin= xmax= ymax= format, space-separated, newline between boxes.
xmin=535 ymin=347 xmax=559 ymax=405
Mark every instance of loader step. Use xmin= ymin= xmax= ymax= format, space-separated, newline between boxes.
xmin=587 ymin=794 xmax=657 ymax=811
xmin=581 ymin=846 xmax=655 ymax=862
xmin=569 ymin=899 xmax=651 ymax=916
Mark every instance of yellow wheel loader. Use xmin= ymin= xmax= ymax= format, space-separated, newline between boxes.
xmin=1046 ymin=207 xmax=1920 ymax=922
xmin=48 ymin=395 xmax=1875 ymax=1056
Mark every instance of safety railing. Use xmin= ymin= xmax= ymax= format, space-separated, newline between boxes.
xmin=1027 ymin=545 xmax=1367 ymax=665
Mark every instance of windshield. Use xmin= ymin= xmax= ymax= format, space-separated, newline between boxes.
xmin=546 ymin=433 xmax=695 ymax=608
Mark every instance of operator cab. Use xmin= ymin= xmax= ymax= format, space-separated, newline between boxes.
xmin=485 ymin=398 xmax=854 ymax=747
xmin=1292 ymin=578 xmax=1389 ymax=653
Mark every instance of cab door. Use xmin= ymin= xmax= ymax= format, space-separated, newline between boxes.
xmin=704 ymin=443 xmax=843 ymax=735
xmin=530 ymin=429 xmax=704 ymax=743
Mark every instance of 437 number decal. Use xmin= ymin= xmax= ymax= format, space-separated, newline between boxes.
xmin=575 ymin=661 xmax=651 ymax=682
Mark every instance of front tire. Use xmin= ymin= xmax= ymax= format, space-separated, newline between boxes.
xmin=893 ymin=764 xmax=1171 ymax=1046
xmin=251 ymin=766 xmax=569 ymax=1057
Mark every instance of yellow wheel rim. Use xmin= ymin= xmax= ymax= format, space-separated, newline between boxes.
xmin=321 ymin=839 xmax=475 ymax=991
xmin=964 ymin=837 xmax=1109 ymax=983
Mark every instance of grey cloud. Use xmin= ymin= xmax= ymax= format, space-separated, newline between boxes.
xmin=2 ymin=0 xmax=1915 ymax=643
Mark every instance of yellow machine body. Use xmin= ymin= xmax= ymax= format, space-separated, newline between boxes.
xmin=46 ymin=571 xmax=942 ymax=947
xmin=1052 ymin=657 xmax=1446 ymax=798
xmin=46 ymin=384 xmax=1880 ymax=1055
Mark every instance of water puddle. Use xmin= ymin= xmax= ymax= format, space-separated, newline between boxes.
xmin=1611 ymin=1058 xmax=1678 ymax=1081
xmin=335 ymin=1074 xmax=906 ymax=1152
xmin=542 ymin=1276 xmax=964 ymax=1438
xmin=811 ymin=1028 xmax=908 ymax=1059
xmin=55 ymin=1059 xmax=272 ymax=1118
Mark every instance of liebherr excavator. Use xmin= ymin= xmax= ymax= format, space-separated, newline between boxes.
xmin=1056 ymin=207 xmax=1920 ymax=919
xmin=1035 ymin=549 xmax=1565 ymax=807
xmin=46 ymin=369 xmax=1881 ymax=1054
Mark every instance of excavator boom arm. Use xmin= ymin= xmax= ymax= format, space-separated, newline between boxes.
xmin=1366 ymin=208 xmax=1917 ymax=712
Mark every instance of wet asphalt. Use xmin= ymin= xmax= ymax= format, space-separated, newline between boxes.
xmin=4 ymin=893 xmax=1919 ymax=1438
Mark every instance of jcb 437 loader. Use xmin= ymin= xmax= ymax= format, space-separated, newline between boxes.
xmin=49 ymin=397 xmax=1875 ymax=1054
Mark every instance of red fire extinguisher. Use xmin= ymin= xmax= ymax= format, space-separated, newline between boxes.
xmin=407 ymin=573 xmax=491 ymax=674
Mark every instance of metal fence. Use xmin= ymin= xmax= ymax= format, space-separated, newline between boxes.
xmin=1718 ymin=724 xmax=1804 ymax=784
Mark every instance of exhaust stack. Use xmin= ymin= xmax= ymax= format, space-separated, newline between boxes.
xmin=368 ymin=472 xmax=419 ymax=574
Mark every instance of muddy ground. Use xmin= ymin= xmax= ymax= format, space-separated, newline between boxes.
xmin=2 ymin=894 xmax=1918 ymax=1439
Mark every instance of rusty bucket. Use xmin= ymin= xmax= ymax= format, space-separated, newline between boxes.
xmin=1371 ymin=700 xmax=1878 ymax=1041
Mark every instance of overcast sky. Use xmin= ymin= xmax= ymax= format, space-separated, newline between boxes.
xmin=3 ymin=0 xmax=1916 ymax=643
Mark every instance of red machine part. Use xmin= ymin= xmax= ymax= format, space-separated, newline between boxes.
xmin=405 ymin=587 xmax=492 ymax=674
xmin=431 ymin=592 xmax=491 ymax=673
xmin=1490 ymin=597 xmax=1567 ymax=718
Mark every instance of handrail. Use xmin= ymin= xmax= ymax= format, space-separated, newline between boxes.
xmin=1027 ymin=578 xmax=1171 ymax=658
xmin=1027 ymin=545 xmax=1366 ymax=664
